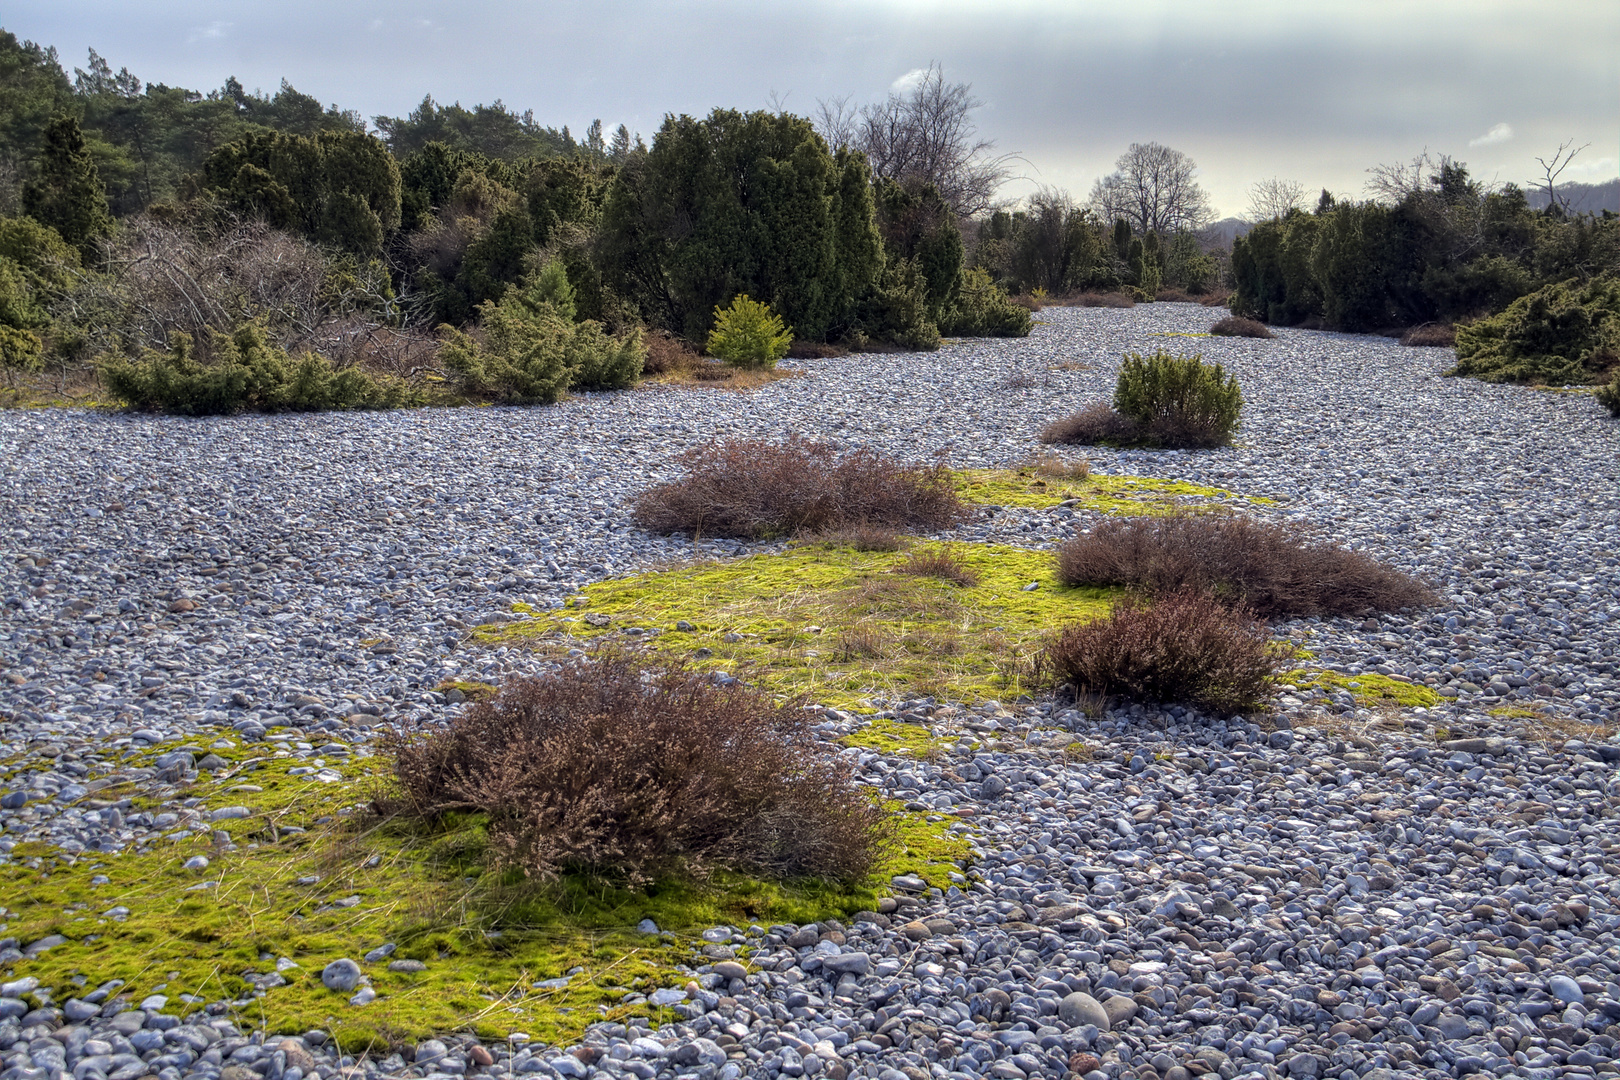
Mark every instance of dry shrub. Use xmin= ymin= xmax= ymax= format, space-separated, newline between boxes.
xmin=1210 ymin=316 xmax=1274 ymax=339
xmin=898 ymin=547 xmax=979 ymax=587
xmin=1071 ymin=291 xmax=1136 ymax=308
xmin=63 ymin=214 xmax=394 ymax=363
xmin=1199 ymin=292 xmax=1235 ymax=307
xmin=1155 ymin=287 xmax=1202 ymax=303
xmin=1400 ymin=323 xmax=1455 ymax=347
xmin=1009 ymin=293 xmax=1043 ymax=313
xmin=386 ymin=654 xmax=889 ymax=885
xmin=1043 ymin=591 xmax=1279 ymax=714
xmin=1040 ymin=402 xmax=1143 ymax=446
xmin=1056 ymin=513 xmax=1435 ymax=618
xmin=1024 ymin=448 xmax=1091 ymax=481
xmin=642 ymin=330 xmax=703 ymax=376
xmin=633 ymin=435 xmax=971 ymax=539
xmin=786 ymin=340 xmax=850 ymax=359
xmin=802 ymin=525 xmax=909 ymax=552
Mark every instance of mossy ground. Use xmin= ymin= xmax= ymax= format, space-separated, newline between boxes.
xmin=0 ymin=737 xmax=963 ymax=1052
xmin=952 ymin=468 xmax=1268 ymax=515
xmin=475 ymin=541 xmax=1118 ymax=710
xmin=1284 ymin=669 xmax=1440 ymax=709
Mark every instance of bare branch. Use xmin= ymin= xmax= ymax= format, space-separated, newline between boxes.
xmin=1088 ymin=143 xmax=1214 ymax=234
xmin=1245 ymin=177 xmax=1306 ymax=222
xmin=1533 ymin=139 xmax=1591 ymax=214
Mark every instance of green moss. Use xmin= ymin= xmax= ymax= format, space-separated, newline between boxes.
xmin=475 ymin=541 xmax=1119 ymax=709
xmin=1285 ymin=669 xmax=1439 ymax=708
xmin=952 ymin=469 xmax=1269 ymax=515
xmin=435 ymin=680 xmax=498 ymax=702
xmin=1487 ymin=705 xmax=1541 ymax=719
xmin=0 ymin=748 xmax=969 ymax=1051
xmin=842 ymin=718 xmax=947 ymax=759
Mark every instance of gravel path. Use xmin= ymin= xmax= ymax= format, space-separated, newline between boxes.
xmin=2 ymin=303 xmax=1619 ymax=1080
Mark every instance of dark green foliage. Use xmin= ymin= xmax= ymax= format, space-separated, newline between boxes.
xmin=975 ymin=194 xmax=1108 ymax=295
xmin=21 ymin=115 xmax=112 ymax=257
xmin=439 ymin=266 xmax=644 ymax=403
xmin=1451 ymin=279 xmax=1620 ymax=384
xmin=0 ymin=260 xmax=45 ymax=373
xmin=1596 ymin=371 xmax=1620 ymax=417
xmin=0 ymin=32 xmax=74 ymax=200
xmin=1112 ymin=349 xmax=1243 ymax=448
xmin=374 ymin=95 xmax=576 ymax=161
xmin=1309 ymin=201 xmax=1405 ymax=331
xmin=873 ymin=178 xmax=963 ymax=328
xmin=599 ymin=109 xmax=884 ymax=345
xmin=201 ymin=129 xmax=400 ymax=253
xmin=855 ymin=259 xmax=940 ymax=351
xmin=100 ymin=323 xmax=419 ymax=414
xmin=939 ymin=267 xmax=1031 ymax=337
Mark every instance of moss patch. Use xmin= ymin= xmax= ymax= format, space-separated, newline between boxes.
xmin=1286 ymin=669 xmax=1440 ymax=708
xmin=953 ymin=468 xmax=1268 ymax=515
xmin=476 ymin=541 xmax=1118 ymax=709
xmin=0 ymin=749 xmax=969 ymax=1051
xmin=843 ymin=718 xmax=948 ymax=759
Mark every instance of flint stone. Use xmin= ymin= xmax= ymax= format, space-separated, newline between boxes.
xmin=1059 ymin=992 xmax=1110 ymax=1030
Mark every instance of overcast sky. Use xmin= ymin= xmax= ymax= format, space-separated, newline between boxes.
xmin=7 ymin=0 xmax=1618 ymax=218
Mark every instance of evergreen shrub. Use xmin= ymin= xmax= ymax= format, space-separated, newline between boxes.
xmin=706 ymin=295 xmax=792 ymax=369
xmin=1451 ymin=278 xmax=1620 ymax=384
xmin=100 ymin=324 xmax=419 ymax=414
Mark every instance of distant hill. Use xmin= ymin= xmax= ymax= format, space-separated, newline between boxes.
xmin=1199 ymin=217 xmax=1252 ymax=249
xmin=1524 ymin=179 xmax=1619 ymax=215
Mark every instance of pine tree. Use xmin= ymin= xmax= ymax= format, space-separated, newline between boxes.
xmin=22 ymin=114 xmax=111 ymax=259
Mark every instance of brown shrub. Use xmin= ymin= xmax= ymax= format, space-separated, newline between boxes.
xmin=1400 ymin=323 xmax=1455 ymax=347
xmin=1043 ymin=590 xmax=1280 ymax=714
xmin=1070 ymin=291 xmax=1136 ymax=308
xmin=1155 ymin=287 xmax=1202 ymax=303
xmin=642 ymin=330 xmax=703 ymax=376
xmin=633 ymin=436 xmax=971 ymax=540
xmin=386 ymin=654 xmax=889 ymax=886
xmin=1199 ymin=292 xmax=1235 ymax=308
xmin=1040 ymin=402 xmax=1145 ymax=446
xmin=897 ymin=547 xmax=979 ymax=587
xmin=1210 ymin=316 xmax=1274 ymax=339
xmin=786 ymin=340 xmax=850 ymax=359
xmin=1055 ymin=513 xmax=1435 ymax=619
xmin=1024 ymin=448 xmax=1091 ymax=481
xmin=1009 ymin=293 xmax=1043 ymax=312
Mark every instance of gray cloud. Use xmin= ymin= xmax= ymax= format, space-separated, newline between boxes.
xmin=7 ymin=0 xmax=1617 ymax=217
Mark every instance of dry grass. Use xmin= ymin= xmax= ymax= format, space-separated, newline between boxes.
xmin=1155 ymin=287 xmax=1206 ymax=304
xmin=642 ymin=332 xmax=796 ymax=389
xmin=897 ymin=547 xmax=980 ymax=588
xmin=1023 ymin=449 xmax=1091 ymax=481
xmin=641 ymin=330 xmax=704 ymax=376
xmin=798 ymin=525 xmax=910 ymax=552
xmin=385 ymin=653 xmax=890 ymax=886
xmin=1210 ymin=316 xmax=1274 ymax=339
xmin=1042 ymin=591 xmax=1281 ymax=714
xmin=995 ymin=370 xmax=1042 ymax=390
xmin=1400 ymin=323 xmax=1456 ymax=347
xmin=1055 ymin=513 xmax=1436 ymax=619
xmin=632 ymin=436 xmax=971 ymax=540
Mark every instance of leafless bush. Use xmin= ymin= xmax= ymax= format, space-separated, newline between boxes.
xmin=57 ymin=213 xmax=403 ymax=364
xmin=642 ymin=329 xmax=704 ymax=375
xmin=1023 ymin=449 xmax=1091 ymax=481
xmin=1400 ymin=323 xmax=1455 ymax=347
xmin=1043 ymin=591 xmax=1279 ymax=714
xmin=1040 ymin=403 xmax=1143 ymax=446
xmin=897 ymin=547 xmax=979 ymax=587
xmin=385 ymin=654 xmax=889 ymax=885
xmin=1055 ymin=514 xmax=1435 ymax=618
xmin=1199 ymin=292 xmax=1234 ymax=308
xmin=1155 ymin=287 xmax=1203 ymax=303
xmin=1210 ymin=316 xmax=1274 ymax=339
xmin=633 ymin=436 xmax=971 ymax=539
xmin=1070 ymin=292 xmax=1136 ymax=308
xmin=786 ymin=340 xmax=850 ymax=359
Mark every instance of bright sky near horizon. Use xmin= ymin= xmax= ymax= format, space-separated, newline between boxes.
xmin=7 ymin=0 xmax=1618 ymax=218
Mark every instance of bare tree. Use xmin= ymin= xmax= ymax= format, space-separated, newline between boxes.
xmin=843 ymin=64 xmax=1014 ymax=218
xmin=1533 ymin=139 xmax=1591 ymax=215
xmin=813 ymin=95 xmax=860 ymax=155
xmin=1364 ymin=149 xmax=1442 ymax=204
xmin=1246 ymin=177 xmax=1306 ymax=221
xmin=1088 ymin=143 xmax=1214 ymax=234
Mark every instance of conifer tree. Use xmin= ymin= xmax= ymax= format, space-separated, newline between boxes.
xmin=22 ymin=114 xmax=111 ymax=259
